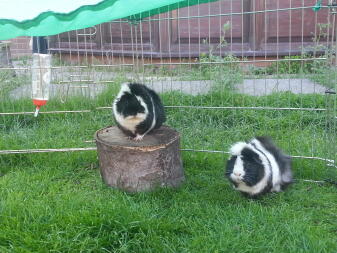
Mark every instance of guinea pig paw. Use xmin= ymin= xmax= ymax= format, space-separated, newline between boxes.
xmin=133 ymin=135 xmax=144 ymax=142
xmin=271 ymin=184 xmax=281 ymax=192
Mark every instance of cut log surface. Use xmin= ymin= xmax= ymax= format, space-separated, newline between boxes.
xmin=95 ymin=126 xmax=185 ymax=192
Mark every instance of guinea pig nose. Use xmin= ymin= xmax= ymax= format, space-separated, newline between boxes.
xmin=234 ymin=172 xmax=241 ymax=177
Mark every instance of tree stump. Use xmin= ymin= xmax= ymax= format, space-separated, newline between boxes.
xmin=94 ymin=126 xmax=185 ymax=192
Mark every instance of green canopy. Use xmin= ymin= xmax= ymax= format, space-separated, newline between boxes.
xmin=0 ymin=0 xmax=218 ymax=40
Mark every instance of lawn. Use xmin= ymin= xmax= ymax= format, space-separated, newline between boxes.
xmin=0 ymin=153 xmax=337 ymax=253
xmin=0 ymin=78 xmax=337 ymax=252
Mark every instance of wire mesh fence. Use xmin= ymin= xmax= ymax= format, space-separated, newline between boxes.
xmin=0 ymin=0 xmax=336 ymax=181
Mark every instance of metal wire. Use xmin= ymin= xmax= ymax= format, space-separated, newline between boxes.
xmin=0 ymin=147 xmax=334 ymax=166
xmin=0 ymin=110 xmax=91 ymax=115
xmin=0 ymin=57 xmax=328 ymax=72
xmin=0 ymin=0 xmax=336 ymax=181
xmin=105 ymin=5 xmax=333 ymax=23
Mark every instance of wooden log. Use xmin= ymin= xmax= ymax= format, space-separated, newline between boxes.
xmin=95 ymin=125 xmax=185 ymax=192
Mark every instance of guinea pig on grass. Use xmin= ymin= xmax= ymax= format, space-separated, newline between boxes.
xmin=225 ymin=136 xmax=293 ymax=198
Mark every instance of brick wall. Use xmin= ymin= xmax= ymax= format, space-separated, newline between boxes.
xmin=9 ymin=37 xmax=31 ymax=58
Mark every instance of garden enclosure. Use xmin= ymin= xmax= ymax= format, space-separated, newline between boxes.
xmin=0 ymin=0 xmax=336 ymax=182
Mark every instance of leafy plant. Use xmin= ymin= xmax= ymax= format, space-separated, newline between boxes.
xmin=198 ymin=22 xmax=243 ymax=89
xmin=250 ymin=23 xmax=332 ymax=80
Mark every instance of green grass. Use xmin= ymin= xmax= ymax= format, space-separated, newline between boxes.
xmin=0 ymin=153 xmax=336 ymax=252
xmin=0 ymin=82 xmax=336 ymax=252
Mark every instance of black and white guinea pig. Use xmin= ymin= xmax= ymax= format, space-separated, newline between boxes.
xmin=225 ymin=136 xmax=293 ymax=198
xmin=112 ymin=82 xmax=166 ymax=141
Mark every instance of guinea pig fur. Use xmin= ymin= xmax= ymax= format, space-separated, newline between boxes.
xmin=113 ymin=83 xmax=166 ymax=141
xmin=225 ymin=136 xmax=293 ymax=197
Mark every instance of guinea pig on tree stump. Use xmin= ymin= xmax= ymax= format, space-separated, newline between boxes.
xmin=95 ymin=126 xmax=185 ymax=192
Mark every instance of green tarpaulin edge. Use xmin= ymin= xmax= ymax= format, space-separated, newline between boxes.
xmin=0 ymin=0 xmax=219 ymax=40
xmin=128 ymin=0 xmax=220 ymax=21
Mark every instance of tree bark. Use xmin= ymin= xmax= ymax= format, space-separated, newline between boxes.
xmin=95 ymin=126 xmax=185 ymax=192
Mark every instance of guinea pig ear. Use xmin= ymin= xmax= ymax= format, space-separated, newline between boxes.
xmin=229 ymin=142 xmax=246 ymax=155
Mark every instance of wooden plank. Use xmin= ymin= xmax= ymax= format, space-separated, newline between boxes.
xmin=49 ymin=0 xmax=333 ymax=58
xmin=95 ymin=24 xmax=103 ymax=49
xmin=50 ymin=41 xmax=328 ymax=58
xmin=149 ymin=15 xmax=160 ymax=52
xmin=265 ymin=0 xmax=331 ymax=42
xmin=158 ymin=12 xmax=171 ymax=53
xmin=177 ymin=1 xmax=248 ymax=40
xmin=249 ymin=0 xmax=266 ymax=51
xmin=171 ymin=10 xmax=179 ymax=44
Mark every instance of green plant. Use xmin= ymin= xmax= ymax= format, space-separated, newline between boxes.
xmin=265 ymin=55 xmax=324 ymax=75
xmin=250 ymin=23 xmax=333 ymax=83
xmin=12 ymin=55 xmax=32 ymax=67
xmin=0 ymin=70 xmax=30 ymax=99
xmin=198 ymin=22 xmax=243 ymax=89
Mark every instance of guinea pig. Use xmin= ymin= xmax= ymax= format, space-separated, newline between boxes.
xmin=225 ymin=136 xmax=293 ymax=198
xmin=112 ymin=82 xmax=166 ymax=141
